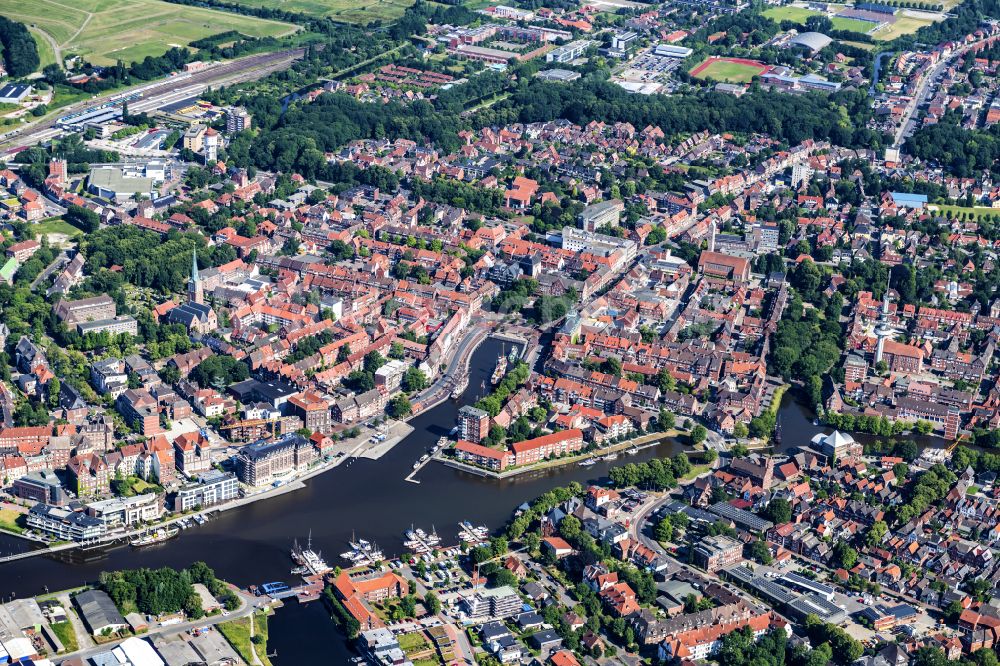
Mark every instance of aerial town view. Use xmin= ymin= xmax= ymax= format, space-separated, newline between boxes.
xmin=2 ymin=0 xmax=1000 ymax=664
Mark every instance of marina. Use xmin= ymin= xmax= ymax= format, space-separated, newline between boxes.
xmin=339 ymin=534 xmax=384 ymax=566
xmin=291 ymin=532 xmax=331 ymax=576
xmin=402 ymin=525 xmax=442 ymax=554
xmin=404 ymin=436 xmax=448 ymax=483
xmin=457 ymin=521 xmax=489 ymax=546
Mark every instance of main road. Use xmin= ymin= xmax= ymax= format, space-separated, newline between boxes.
xmin=0 ymin=48 xmax=304 ymax=152
xmin=892 ymin=34 xmax=1000 ymax=148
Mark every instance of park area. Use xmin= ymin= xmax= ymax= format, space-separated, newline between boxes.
xmin=214 ymin=0 xmax=416 ymax=23
xmin=0 ymin=0 xmax=297 ymax=68
xmin=690 ymin=57 xmax=770 ymax=83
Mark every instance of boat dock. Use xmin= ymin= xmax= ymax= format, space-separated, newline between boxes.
xmin=404 ymin=437 xmax=448 ymax=484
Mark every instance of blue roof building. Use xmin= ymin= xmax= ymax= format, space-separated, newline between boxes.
xmin=890 ymin=192 xmax=928 ymax=209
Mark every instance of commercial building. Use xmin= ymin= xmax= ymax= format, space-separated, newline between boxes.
xmin=578 ymin=200 xmax=625 ymax=232
xmin=174 ymin=470 xmax=240 ymax=512
xmin=0 ymin=84 xmax=31 ymax=104
xmin=709 ymin=501 xmax=774 ymax=533
xmin=654 ymin=44 xmax=693 ymax=58
xmin=332 ymin=389 xmax=387 ymax=424
xmin=457 ymin=405 xmax=490 ymax=443
xmin=77 ymin=316 xmax=139 ymax=337
xmin=287 ymin=390 xmax=332 ymax=433
xmin=333 ymin=569 xmax=409 ymax=631
xmin=27 ymin=504 xmax=106 ymax=541
xmin=611 ymin=32 xmax=638 ymax=51
xmin=88 ymin=167 xmax=157 ymax=201
xmin=85 ymin=493 xmax=163 ymax=527
xmin=234 ymin=434 xmax=317 ymax=487
xmin=454 ymin=440 xmax=513 ymax=472
xmin=561 ymin=227 xmax=638 ymax=263
xmin=546 ymin=40 xmax=592 ymax=64
xmin=226 ymin=107 xmax=252 ymax=134
xmin=698 ymin=251 xmax=751 ymax=282
xmin=693 ymin=534 xmax=743 ymax=572
xmin=511 ymin=429 xmax=584 ymax=466
xmin=183 ymin=125 xmax=207 ymax=152
xmin=373 ymin=360 xmax=408 ymax=393
xmin=74 ymin=590 xmax=127 ymax=637
xmin=12 ymin=470 xmax=67 ymax=506
xmin=55 ymin=295 xmax=117 ymax=326
xmin=460 ymin=585 xmax=523 ymax=620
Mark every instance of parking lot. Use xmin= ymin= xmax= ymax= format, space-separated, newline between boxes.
xmin=612 ymin=50 xmax=683 ymax=94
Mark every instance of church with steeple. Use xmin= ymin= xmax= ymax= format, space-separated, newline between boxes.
xmin=164 ymin=249 xmax=217 ymax=334
xmin=189 ymin=249 xmax=204 ymax=305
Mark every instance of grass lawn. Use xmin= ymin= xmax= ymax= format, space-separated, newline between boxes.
xmin=831 ymin=16 xmax=876 ymax=33
xmin=873 ymin=15 xmax=935 ymax=41
xmin=927 ymin=204 xmax=1000 ymax=221
xmin=50 ymin=621 xmax=79 ymax=653
xmin=692 ymin=60 xmax=766 ymax=83
xmin=840 ymin=40 xmax=878 ymax=51
xmin=218 ymin=0 xmax=415 ymax=22
xmin=0 ymin=0 xmax=297 ymax=68
xmin=0 ymin=508 xmax=26 ymax=534
xmin=29 ymin=27 xmax=58 ymax=69
xmin=763 ymin=6 xmax=821 ymax=23
xmin=34 ymin=217 xmax=84 ymax=238
xmin=398 ymin=632 xmax=430 ymax=654
xmin=681 ymin=463 xmax=712 ymax=481
xmin=218 ymin=611 xmax=272 ymax=666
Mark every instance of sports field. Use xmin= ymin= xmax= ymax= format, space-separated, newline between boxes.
xmin=0 ymin=0 xmax=297 ymax=68
xmin=763 ymin=6 xmax=822 ymax=23
xmin=216 ymin=0 xmax=417 ymax=23
xmin=872 ymin=15 xmax=935 ymax=40
xmin=831 ymin=16 xmax=877 ymax=33
xmin=690 ymin=57 xmax=770 ymax=83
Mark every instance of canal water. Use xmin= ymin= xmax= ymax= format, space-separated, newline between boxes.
xmin=0 ymin=338 xmax=947 ymax=659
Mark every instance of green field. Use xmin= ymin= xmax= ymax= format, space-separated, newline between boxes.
xmin=50 ymin=621 xmax=79 ymax=653
xmin=928 ymin=204 xmax=1000 ymax=221
xmin=34 ymin=217 xmax=84 ymax=239
xmin=218 ymin=611 xmax=272 ymax=666
xmin=216 ymin=0 xmax=416 ymax=23
xmin=831 ymin=16 xmax=876 ymax=33
xmin=763 ymin=6 xmax=822 ymax=23
xmin=0 ymin=508 xmax=25 ymax=534
xmin=692 ymin=60 xmax=766 ymax=83
xmin=0 ymin=0 xmax=297 ymax=68
xmin=872 ymin=15 xmax=935 ymax=41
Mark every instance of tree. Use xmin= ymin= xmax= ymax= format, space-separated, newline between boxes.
xmin=733 ymin=422 xmax=749 ymax=438
xmin=387 ymin=395 xmax=412 ymax=418
xmin=492 ymin=569 xmax=518 ymax=588
xmin=748 ymin=539 xmax=772 ymax=564
xmin=657 ymin=408 xmax=675 ymax=430
xmin=731 ymin=443 xmax=749 ymax=458
xmin=690 ymin=424 xmax=707 ymax=445
xmin=65 ymin=205 xmax=101 ymax=233
xmin=865 ymin=520 xmax=888 ymax=548
xmin=401 ymin=367 xmax=428 ymax=393
xmin=655 ymin=516 xmax=674 ymax=543
xmin=832 ymin=541 xmax=858 ymax=570
xmin=762 ymin=498 xmax=792 ymax=525
xmin=424 ymin=591 xmax=441 ymax=615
